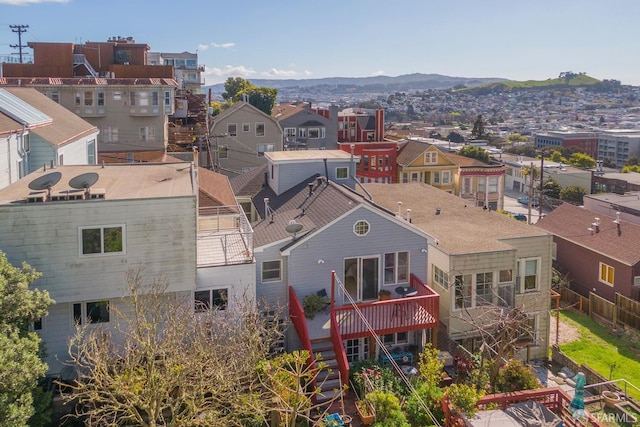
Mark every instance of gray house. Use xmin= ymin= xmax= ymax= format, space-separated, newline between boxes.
xmin=272 ymin=102 xmax=338 ymax=150
xmin=249 ymin=151 xmax=439 ymax=397
xmin=210 ymin=102 xmax=283 ymax=177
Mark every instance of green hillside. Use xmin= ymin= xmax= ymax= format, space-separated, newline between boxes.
xmin=461 ymin=73 xmax=602 ymax=95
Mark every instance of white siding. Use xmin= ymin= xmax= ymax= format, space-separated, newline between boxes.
xmin=0 ymin=133 xmax=26 ymax=190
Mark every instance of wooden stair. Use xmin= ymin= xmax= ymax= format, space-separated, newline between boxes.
xmin=311 ymin=337 xmax=344 ymax=405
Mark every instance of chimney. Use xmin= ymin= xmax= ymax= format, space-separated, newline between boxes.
xmin=308 ymin=182 xmax=314 ymax=196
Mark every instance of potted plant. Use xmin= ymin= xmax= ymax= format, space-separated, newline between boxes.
xmin=302 ymin=293 xmax=327 ymax=319
xmin=378 ymin=289 xmax=391 ymax=301
xmin=355 ymin=399 xmax=375 ymax=425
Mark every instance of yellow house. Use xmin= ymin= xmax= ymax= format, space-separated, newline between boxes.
xmin=397 ymin=140 xmax=506 ymax=210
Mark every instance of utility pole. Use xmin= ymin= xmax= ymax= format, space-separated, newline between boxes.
xmin=528 ymin=162 xmax=534 ymax=224
xmin=539 ymin=155 xmax=544 ymax=220
xmin=9 ymin=25 xmax=29 ymax=63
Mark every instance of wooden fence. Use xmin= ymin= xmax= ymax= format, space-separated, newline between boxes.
xmin=560 ymin=287 xmax=640 ymax=331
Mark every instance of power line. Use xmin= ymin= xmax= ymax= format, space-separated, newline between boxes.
xmin=9 ymin=24 xmax=29 ymax=64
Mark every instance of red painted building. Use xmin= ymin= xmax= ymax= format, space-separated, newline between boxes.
xmin=535 ymin=131 xmax=599 ymax=158
xmin=338 ymin=108 xmax=384 ymax=143
xmin=339 ymin=141 xmax=398 ymax=183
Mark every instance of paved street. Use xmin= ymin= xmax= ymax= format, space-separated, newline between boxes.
xmin=503 ymin=189 xmax=551 ymax=224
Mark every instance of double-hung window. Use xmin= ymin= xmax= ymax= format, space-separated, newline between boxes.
xmin=262 ymin=260 xmax=281 ymax=282
xmin=73 ymin=300 xmax=110 ymax=325
xmin=384 ymin=252 xmax=409 ymax=284
xmin=433 ymin=265 xmax=449 ymax=289
xmin=599 ymin=262 xmax=614 ymax=286
xmin=475 ymin=272 xmax=493 ymax=306
xmin=454 ymin=275 xmax=472 ymax=310
xmin=519 ymin=258 xmax=540 ymax=292
xmin=227 ymin=123 xmax=237 ymax=137
xmin=80 ymin=225 xmax=124 ymax=256
xmin=255 ymin=123 xmax=265 ymax=136
xmin=194 ymin=288 xmax=228 ymax=312
xmin=257 ymin=144 xmax=274 ymax=157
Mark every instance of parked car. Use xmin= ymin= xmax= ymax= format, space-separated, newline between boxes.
xmin=517 ymin=196 xmax=538 ymax=207
xmin=512 ymin=213 xmax=527 ymax=221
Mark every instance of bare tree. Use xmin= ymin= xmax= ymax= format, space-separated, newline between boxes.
xmin=62 ymin=268 xmax=285 ymax=426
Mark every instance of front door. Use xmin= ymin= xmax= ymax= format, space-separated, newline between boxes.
xmin=344 ymin=256 xmax=379 ymax=302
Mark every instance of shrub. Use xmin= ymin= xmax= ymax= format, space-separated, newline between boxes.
xmin=494 ymin=359 xmax=539 ymax=392
xmin=446 ymin=383 xmax=484 ymax=417
xmin=366 ymin=390 xmax=410 ymax=427
xmin=405 ymin=381 xmax=444 ymax=426
xmin=349 ymin=360 xmax=404 ymax=398
xmin=418 ymin=343 xmax=444 ymax=387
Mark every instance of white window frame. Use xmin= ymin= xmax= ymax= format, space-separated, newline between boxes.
xmin=383 ymin=331 xmax=408 ymax=346
xmin=463 ymin=177 xmax=472 ymax=194
xmin=30 ymin=316 xmax=45 ymax=332
xmin=79 ymin=225 xmax=125 ymax=257
xmin=255 ymin=122 xmax=265 ymax=137
xmin=433 ymin=265 xmax=449 ymax=289
xmin=353 ymin=220 xmax=370 ymax=236
xmin=453 ymin=274 xmax=472 ymax=311
xmin=336 ymin=167 xmax=349 ymax=180
xmin=298 ymin=128 xmax=307 ymax=138
xmin=139 ymin=91 xmax=149 ymax=106
xmin=242 ymin=122 xmax=250 ymax=132
xmin=84 ymin=91 xmax=94 ymax=107
xmin=442 ymin=171 xmax=451 ymax=184
xmin=97 ymin=91 xmax=105 ymax=107
xmin=262 ymin=260 xmax=282 ymax=282
xmin=72 ymin=300 xmax=111 ymax=326
xmin=194 ymin=288 xmax=229 ymax=312
xmin=87 ymin=139 xmax=96 ymax=165
xmin=475 ymin=272 xmax=493 ymax=306
xmin=227 ymin=123 xmax=237 ymax=137
xmin=433 ymin=172 xmax=440 ymax=184
xmin=424 ymin=151 xmax=437 ymax=164
xmin=384 ymin=252 xmax=409 ymax=285
xmin=599 ymin=262 xmax=614 ymax=287
xmin=284 ymin=127 xmax=296 ymax=138
xmin=113 ymin=91 xmax=122 ymax=101
xmin=308 ymin=128 xmax=320 ymax=139
xmin=164 ymin=90 xmax=171 ymax=106
xmin=519 ymin=257 xmax=541 ymax=293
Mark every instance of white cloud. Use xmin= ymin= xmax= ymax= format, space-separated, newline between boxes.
xmin=197 ymin=44 xmax=209 ymax=52
xmin=0 ymin=0 xmax=68 ymax=4
xmin=210 ymin=42 xmax=235 ymax=49
xmin=204 ymin=65 xmax=256 ymax=84
xmin=371 ymin=70 xmax=386 ymax=76
xmin=261 ymin=68 xmax=313 ymax=79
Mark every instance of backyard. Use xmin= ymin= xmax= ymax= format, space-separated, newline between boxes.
xmin=556 ymin=310 xmax=640 ymax=401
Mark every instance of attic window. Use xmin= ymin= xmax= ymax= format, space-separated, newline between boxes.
xmin=353 ymin=220 xmax=370 ymax=236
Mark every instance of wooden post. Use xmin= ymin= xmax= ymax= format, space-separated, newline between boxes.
xmin=330 ymin=270 xmax=336 ymax=312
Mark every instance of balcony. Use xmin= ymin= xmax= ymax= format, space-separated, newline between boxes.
xmin=197 ymin=204 xmax=253 ymax=267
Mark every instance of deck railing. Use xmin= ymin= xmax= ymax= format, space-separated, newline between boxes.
xmin=329 ymin=273 xmax=350 ymax=393
xmin=288 ymin=286 xmax=317 ymax=401
xmin=332 ymin=273 xmax=439 ymax=339
xmin=443 ymin=387 xmax=604 ymax=427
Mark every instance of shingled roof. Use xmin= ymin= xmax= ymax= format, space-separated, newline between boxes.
xmin=251 ymin=176 xmax=379 ymax=248
xmin=535 ymin=203 xmax=640 ymax=265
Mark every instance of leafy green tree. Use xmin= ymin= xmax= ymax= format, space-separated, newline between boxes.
xmin=560 ymin=185 xmax=587 ymax=204
xmin=568 ymin=152 xmax=596 ymax=168
xmin=506 ymin=133 xmax=528 ymax=142
xmin=221 ymin=77 xmax=278 ymax=115
xmin=622 ymin=165 xmax=640 ymax=173
xmin=541 ymin=177 xmax=561 ymax=199
xmin=549 ymin=150 xmax=568 ymax=164
xmin=0 ymin=252 xmax=53 ymax=427
xmin=222 ymin=77 xmax=253 ymax=101
xmin=457 ymin=145 xmax=491 ymax=163
xmin=471 ymin=114 xmax=488 ymax=139
xmin=243 ymin=86 xmax=278 ymax=116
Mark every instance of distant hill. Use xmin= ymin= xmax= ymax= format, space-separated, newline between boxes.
xmin=460 ymin=73 xmax=606 ymax=95
xmin=205 ymin=73 xmax=509 ymax=95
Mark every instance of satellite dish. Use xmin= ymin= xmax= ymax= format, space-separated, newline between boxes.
xmin=285 ymin=220 xmax=303 ymax=237
xmin=69 ymin=172 xmax=99 ymax=189
xmin=28 ymin=171 xmax=62 ymax=191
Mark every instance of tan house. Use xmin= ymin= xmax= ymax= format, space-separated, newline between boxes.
xmin=397 ymin=140 xmax=457 ymax=192
xmin=210 ymin=102 xmax=283 ymax=177
xmin=363 ymin=182 xmax=553 ymax=360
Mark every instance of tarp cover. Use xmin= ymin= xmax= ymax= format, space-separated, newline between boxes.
xmin=504 ymin=400 xmax=563 ymax=427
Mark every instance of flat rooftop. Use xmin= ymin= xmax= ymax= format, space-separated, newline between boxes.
xmin=362 ymin=182 xmax=550 ymax=254
xmin=265 ymin=150 xmax=353 ymax=162
xmin=0 ymin=163 xmax=195 ymax=205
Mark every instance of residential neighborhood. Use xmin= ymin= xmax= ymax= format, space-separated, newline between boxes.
xmin=3 ymin=28 xmax=640 ymax=427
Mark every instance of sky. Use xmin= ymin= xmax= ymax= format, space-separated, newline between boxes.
xmin=2 ymin=0 xmax=640 ymax=86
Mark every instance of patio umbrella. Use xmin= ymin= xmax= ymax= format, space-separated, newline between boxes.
xmin=569 ymin=372 xmax=587 ymax=418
